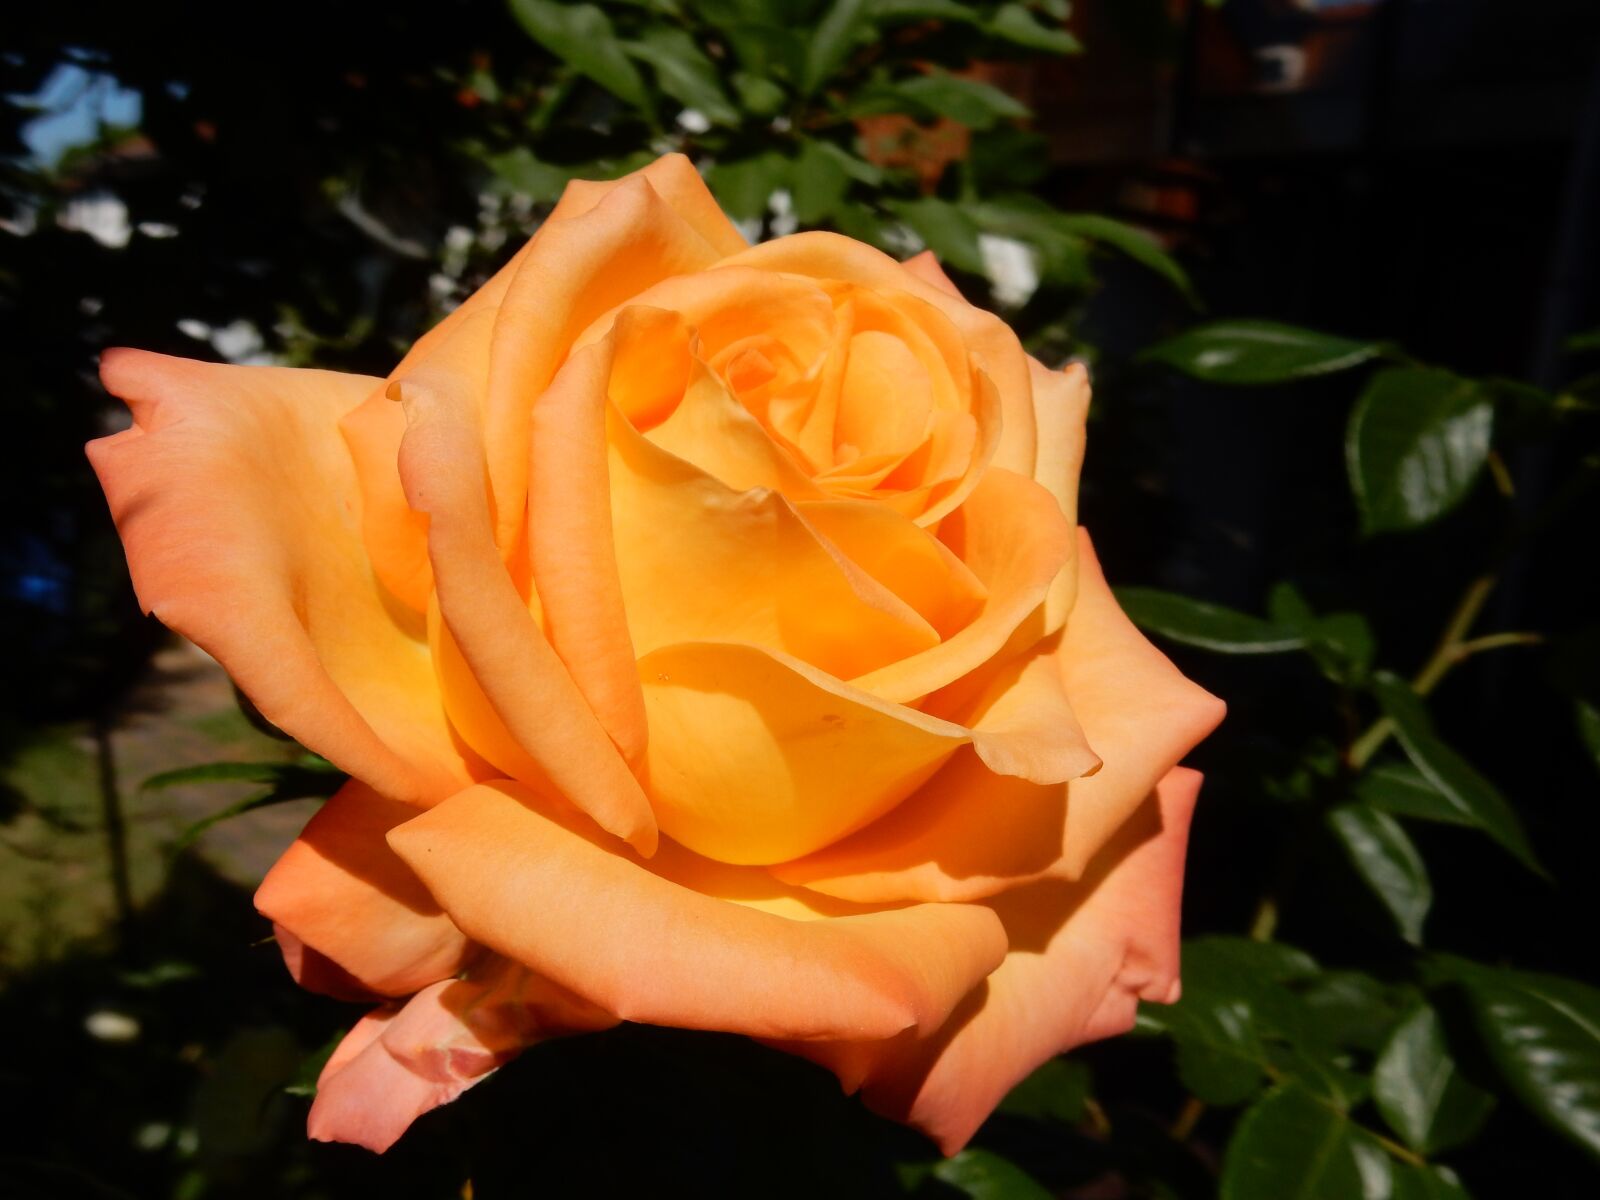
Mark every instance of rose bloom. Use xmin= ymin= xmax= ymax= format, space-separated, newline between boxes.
xmin=89 ymin=155 xmax=1222 ymax=1153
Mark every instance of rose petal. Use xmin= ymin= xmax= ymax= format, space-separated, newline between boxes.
xmin=607 ymin=395 xmax=940 ymax=678
xmin=726 ymin=232 xmax=1037 ymax=479
xmin=88 ymin=349 xmax=478 ymax=806
xmin=638 ymin=641 xmax=972 ymax=864
xmin=484 ymin=174 xmax=727 ymax=551
xmin=849 ymin=467 xmax=1075 ymax=705
xmin=900 ymin=250 xmax=963 ymax=298
xmin=854 ymin=768 xmax=1202 ymax=1153
xmin=386 ymin=781 xmax=1008 ymax=1042
xmin=774 ymin=532 xmax=1224 ymax=902
xmin=394 ymin=312 xmax=658 ymax=853
xmin=255 ymin=782 xmax=475 ymax=996
xmin=1028 ymin=357 xmax=1090 ymax=630
xmin=794 ymin=499 xmax=987 ymax=639
xmin=309 ymin=958 xmax=617 ymax=1152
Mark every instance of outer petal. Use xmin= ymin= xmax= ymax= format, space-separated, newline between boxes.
xmin=775 ymin=531 xmax=1224 ymax=902
xmin=88 ymin=350 xmax=478 ymax=806
xmin=393 ymin=314 xmax=658 ymax=853
xmin=387 ymin=781 xmax=1008 ymax=1042
xmin=255 ymin=782 xmax=475 ymax=997
xmin=309 ymin=958 xmax=617 ymax=1153
xmin=900 ymin=250 xmax=964 ymax=298
xmin=548 ymin=152 xmax=748 ymax=257
xmin=781 ymin=768 xmax=1201 ymax=1153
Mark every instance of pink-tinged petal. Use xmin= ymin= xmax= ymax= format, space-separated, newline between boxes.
xmin=270 ymin=925 xmax=379 ymax=1003
xmin=775 ymin=532 xmax=1223 ymax=903
xmin=255 ymin=782 xmax=475 ymax=996
xmin=386 ymin=781 xmax=1008 ymax=1042
xmin=393 ymin=313 xmax=658 ymax=854
xmin=88 ymin=349 xmax=480 ymax=806
xmin=309 ymin=959 xmax=617 ymax=1152
xmin=782 ymin=767 xmax=1202 ymax=1154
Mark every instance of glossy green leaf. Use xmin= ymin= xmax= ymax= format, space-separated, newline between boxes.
xmin=987 ymin=3 xmax=1083 ymax=54
xmin=1373 ymin=1003 xmax=1494 ymax=1154
xmin=1389 ymin=1163 xmax=1473 ymax=1200
xmin=998 ymin=1057 xmax=1091 ymax=1124
xmin=1355 ymin=763 xmax=1477 ymax=828
xmin=1434 ymin=958 xmax=1600 ymax=1161
xmin=1347 ymin=367 xmax=1493 ymax=534
xmin=1267 ymin=582 xmax=1375 ymax=682
xmin=1299 ymin=971 xmax=1412 ymax=1053
xmin=482 ymin=148 xmax=579 ymax=204
xmin=931 ymin=1149 xmax=1053 ymax=1200
xmin=1114 ymin=587 xmax=1305 ymax=653
xmin=509 ymin=0 xmax=654 ymax=115
xmin=1169 ymin=998 xmax=1272 ymax=1105
xmin=887 ymin=197 xmax=986 ymax=275
xmin=628 ymin=29 xmax=739 ymax=125
xmin=801 ymin=0 xmax=870 ymax=95
xmin=1371 ymin=672 xmax=1542 ymax=873
xmin=1327 ymin=803 xmax=1432 ymax=945
xmin=1222 ymin=1085 xmax=1391 ymax=1200
xmin=1142 ymin=320 xmax=1383 ymax=384
xmin=1054 ymin=213 xmax=1199 ymax=307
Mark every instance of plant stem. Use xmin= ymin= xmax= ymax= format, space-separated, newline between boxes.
xmin=1346 ymin=573 xmax=1527 ymax=770
xmin=1248 ymin=894 xmax=1278 ymax=943
xmin=1368 ymin=1128 xmax=1428 ymax=1168
xmin=1170 ymin=1095 xmax=1206 ymax=1141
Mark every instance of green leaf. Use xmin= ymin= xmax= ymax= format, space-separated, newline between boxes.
xmin=1577 ymin=699 xmax=1600 ymax=773
xmin=1141 ymin=938 xmax=1323 ymax=1106
xmin=801 ymin=0 xmax=871 ymax=96
xmin=1054 ymin=213 xmax=1199 ymax=307
xmin=283 ymin=1031 xmax=343 ymax=1099
xmin=1371 ymin=672 xmax=1542 ymax=873
xmin=790 ymin=138 xmax=850 ymax=225
xmin=1432 ymin=958 xmax=1600 ymax=1162
xmin=1327 ymin=803 xmax=1432 ymax=945
xmin=1390 ymin=1163 xmax=1473 ymax=1200
xmin=1373 ymin=1003 xmax=1495 ymax=1155
xmin=143 ymin=759 xmax=345 ymax=852
xmin=628 ymin=29 xmax=739 ymax=125
xmin=887 ymin=197 xmax=987 ymax=276
xmin=888 ymin=72 xmax=1031 ymax=130
xmin=931 ymin=1149 xmax=1053 ymax=1200
xmin=1114 ymin=587 xmax=1304 ymax=654
xmin=483 ymin=148 xmax=579 ymax=204
xmin=1142 ymin=320 xmax=1383 ymax=384
xmin=1355 ymin=763 xmax=1477 ymax=828
xmin=707 ymin=151 xmax=790 ymax=220
xmin=1221 ymin=1084 xmax=1391 ymax=1200
xmin=1347 ymin=367 xmax=1494 ymax=534
xmin=997 ymin=1057 xmax=1091 ymax=1124
xmin=731 ymin=71 xmax=788 ymax=116
xmin=1299 ymin=971 xmax=1412 ymax=1054
xmin=987 ymin=3 xmax=1083 ymax=54
xmin=509 ymin=0 xmax=654 ymax=116
xmin=1566 ymin=327 xmax=1600 ymax=355
xmin=1267 ymin=582 xmax=1375 ymax=683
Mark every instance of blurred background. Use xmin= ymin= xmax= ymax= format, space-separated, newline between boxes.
xmin=4 ymin=1 xmax=1599 ymax=1196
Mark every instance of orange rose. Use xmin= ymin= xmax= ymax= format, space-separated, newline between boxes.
xmin=88 ymin=154 xmax=1222 ymax=1153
